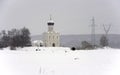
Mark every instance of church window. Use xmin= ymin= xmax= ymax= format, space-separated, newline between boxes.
xmin=57 ymin=36 xmax=58 ymax=39
xmin=53 ymin=36 xmax=54 ymax=39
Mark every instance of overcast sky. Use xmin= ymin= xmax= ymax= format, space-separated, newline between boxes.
xmin=0 ymin=0 xmax=120 ymax=35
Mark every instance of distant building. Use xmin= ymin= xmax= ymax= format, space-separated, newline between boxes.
xmin=43 ymin=16 xmax=60 ymax=47
xmin=32 ymin=40 xmax=43 ymax=47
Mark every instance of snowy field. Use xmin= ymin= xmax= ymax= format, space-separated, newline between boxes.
xmin=0 ymin=47 xmax=120 ymax=75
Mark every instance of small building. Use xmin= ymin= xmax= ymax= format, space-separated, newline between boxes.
xmin=32 ymin=40 xmax=44 ymax=47
xmin=43 ymin=16 xmax=60 ymax=47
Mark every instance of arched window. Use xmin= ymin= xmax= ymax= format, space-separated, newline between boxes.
xmin=53 ymin=36 xmax=54 ymax=39
xmin=57 ymin=36 xmax=58 ymax=39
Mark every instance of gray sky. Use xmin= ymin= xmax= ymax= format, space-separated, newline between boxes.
xmin=0 ymin=0 xmax=120 ymax=35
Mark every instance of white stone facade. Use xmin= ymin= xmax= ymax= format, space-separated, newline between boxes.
xmin=43 ymin=17 xmax=60 ymax=47
xmin=43 ymin=32 xmax=60 ymax=47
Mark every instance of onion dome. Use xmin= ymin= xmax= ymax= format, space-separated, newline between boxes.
xmin=47 ymin=15 xmax=54 ymax=25
xmin=47 ymin=20 xmax=54 ymax=25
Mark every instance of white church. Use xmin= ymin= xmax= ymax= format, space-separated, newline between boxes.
xmin=32 ymin=16 xmax=60 ymax=47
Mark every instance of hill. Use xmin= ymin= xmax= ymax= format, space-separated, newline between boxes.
xmin=31 ymin=34 xmax=120 ymax=48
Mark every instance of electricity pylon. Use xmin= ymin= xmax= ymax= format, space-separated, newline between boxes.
xmin=103 ymin=24 xmax=111 ymax=36
xmin=91 ymin=17 xmax=96 ymax=48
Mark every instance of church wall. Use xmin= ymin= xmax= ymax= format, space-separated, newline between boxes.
xmin=43 ymin=32 xmax=60 ymax=47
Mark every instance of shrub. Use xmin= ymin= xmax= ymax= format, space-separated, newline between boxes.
xmin=71 ymin=47 xmax=76 ymax=51
xmin=81 ymin=41 xmax=93 ymax=49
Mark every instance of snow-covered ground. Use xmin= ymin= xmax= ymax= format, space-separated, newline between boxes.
xmin=0 ymin=47 xmax=120 ymax=75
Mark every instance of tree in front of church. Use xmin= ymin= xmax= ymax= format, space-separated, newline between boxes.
xmin=10 ymin=27 xmax=31 ymax=49
xmin=20 ymin=27 xmax=31 ymax=47
xmin=0 ymin=27 xmax=31 ymax=50
xmin=0 ymin=30 xmax=11 ymax=48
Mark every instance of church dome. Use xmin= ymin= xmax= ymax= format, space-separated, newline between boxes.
xmin=47 ymin=20 xmax=54 ymax=25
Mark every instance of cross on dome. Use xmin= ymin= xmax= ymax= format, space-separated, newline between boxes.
xmin=47 ymin=15 xmax=54 ymax=25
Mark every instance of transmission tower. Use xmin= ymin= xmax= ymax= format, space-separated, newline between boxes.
xmin=91 ymin=17 xmax=96 ymax=48
xmin=103 ymin=24 xmax=111 ymax=36
xmin=102 ymin=24 xmax=112 ymax=47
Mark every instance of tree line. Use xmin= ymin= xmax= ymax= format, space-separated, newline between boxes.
xmin=0 ymin=27 xmax=31 ymax=50
xmin=71 ymin=35 xmax=109 ymax=50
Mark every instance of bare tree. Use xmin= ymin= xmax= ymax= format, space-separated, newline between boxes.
xmin=100 ymin=35 xmax=108 ymax=47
